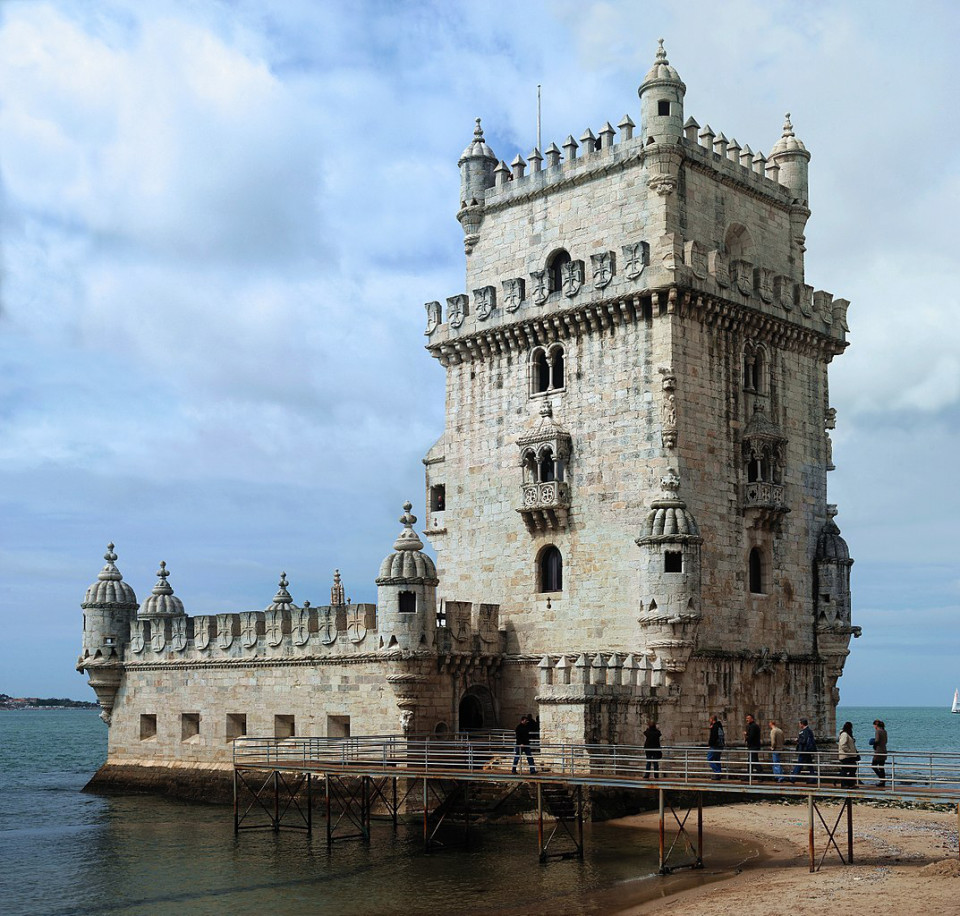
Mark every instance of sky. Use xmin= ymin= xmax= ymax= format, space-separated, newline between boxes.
xmin=1 ymin=0 xmax=958 ymax=706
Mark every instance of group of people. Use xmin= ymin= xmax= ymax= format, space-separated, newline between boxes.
xmin=513 ymin=712 xmax=890 ymax=786
xmin=642 ymin=714 xmax=890 ymax=786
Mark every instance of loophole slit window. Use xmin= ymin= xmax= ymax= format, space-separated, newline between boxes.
xmin=749 ymin=548 xmax=764 ymax=594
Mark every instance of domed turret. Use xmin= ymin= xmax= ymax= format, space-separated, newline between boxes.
xmin=458 ymin=118 xmax=497 ymax=205
xmin=80 ymin=543 xmax=139 ymax=662
xmin=376 ymin=502 xmax=439 ymax=651
xmin=815 ymin=506 xmax=854 ymax=626
xmin=139 ymin=562 xmax=185 ymax=618
xmin=636 ymin=470 xmax=703 ymax=680
xmin=457 ymin=118 xmax=498 ymax=254
xmin=769 ymin=113 xmax=810 ymax=204
xmin=78 ymin=543 xmax=139 ymax=724
xmin=638 ymin=39 xmax=686 ymax=145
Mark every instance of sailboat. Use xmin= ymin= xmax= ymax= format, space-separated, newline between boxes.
xmin=952 ymin=689 xmax=960 ymax=714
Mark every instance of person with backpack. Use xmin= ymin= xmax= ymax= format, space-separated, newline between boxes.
xmin=790 ymin=717 xmax=817 ymax=782
xmin=707 ymin=714 xmax=725 ymax=778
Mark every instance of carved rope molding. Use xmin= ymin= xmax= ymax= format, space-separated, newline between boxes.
xmin=428 ymin=286 xmax=845 ymax=368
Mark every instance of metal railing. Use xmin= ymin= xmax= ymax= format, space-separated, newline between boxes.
xmin=233 ymin=736 xmax=960 ymax=799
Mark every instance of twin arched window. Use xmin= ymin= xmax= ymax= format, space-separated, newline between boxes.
xmin=531 ymin=345 xmax=564 ymax=395
xmin=522 ymin=446 xmax=561 ymax=484
xmin=539 ymin=546 xmax=563 ymax=593
xmin=743 ymin=344 xmax=765 ymax=393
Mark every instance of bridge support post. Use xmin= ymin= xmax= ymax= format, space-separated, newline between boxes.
xmin=658 ymin=787 xmax=665 ymax=874
xmin=423 ymin=777 xmax=429 ymax=852
xmin=326 ymin=774 xmax=332 ymax=848
xmin=576 ymin=785 xmax=584 ymax=861
xmin=808 ymin=794 xmax=815 ymax=872
xmin=233 ymin=768 xmax=239 ymax=835
xmin=847 ymin=798 xmax=854 ymax=864
xmin=273 ymin=769 xmax=280 ymax=833
xmin=537 ymin=783 xmax=544 ymax=862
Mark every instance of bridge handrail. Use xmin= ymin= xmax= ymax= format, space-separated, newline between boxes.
xmin=231 ymin=735 xmax=960 ymax=796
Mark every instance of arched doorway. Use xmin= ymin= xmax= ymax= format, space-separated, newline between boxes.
xmin=458 ymin=685 xmax=497 ymax=731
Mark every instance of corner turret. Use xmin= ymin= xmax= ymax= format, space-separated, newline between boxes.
xmin=638 ymin=39 xmax=686 ymax=145
xmin=78 ymin=543 xmax=139 ymax=724
xmin=769 ymin=113 xmax=810 ymax=205
xmin=457 ymin=119 xmax=497 ymax=254
xmin=376 ymin=502 xmax=439 ymax=651
xmin=636 ymin=470 xmax=703 ymax=681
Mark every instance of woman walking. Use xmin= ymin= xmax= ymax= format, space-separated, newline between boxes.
xmin=870 ymin=719 xmax=888 ymax=787
xmin=837 ymin=721 xmax=859 ymax=787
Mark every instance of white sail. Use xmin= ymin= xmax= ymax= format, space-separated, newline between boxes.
xmin=952 ymin=689 xmax=960 ymax=713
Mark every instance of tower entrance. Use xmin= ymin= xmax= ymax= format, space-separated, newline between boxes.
xmin=458 ymin=685 xmax=496 ymax=731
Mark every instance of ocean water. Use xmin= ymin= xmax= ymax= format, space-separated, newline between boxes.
xmin=2 ymin=708 xmax=953 ymax=916
xmin=0 ymin=710 xmax=750 ymax=916
xmin=836 ymin=706 xmax=960 ymax=755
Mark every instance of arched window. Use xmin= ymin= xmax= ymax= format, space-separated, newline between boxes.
xmin=748 ymin=548 xmax=764 ymax=594
xmin=550 ymin=345 xmax=564 ymax=390
xmin=547 ymin=249 xmax=571 ymax=294
xmin=532 ymin=348 xmax=550 ymax=393
xmin=539 ymin=447 xmax=556 ymax=482
xmin=539 ymin=546 xmax=563 ymax=593
xmin=522 ymin=449 xmax=538 ymax=484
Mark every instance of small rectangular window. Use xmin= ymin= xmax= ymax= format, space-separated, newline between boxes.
xmin=430 ymin=484 xmax=446 ymax=512
xmin=398 ymin=591 xmax=416 ymax=613
xmin=274 ymin=714 xmax=295 ymax=739
xmin=658 ymin=100 xmax=671 ymax=116
xmin=181 ymin=712 xmax=200 ymax=742
xmin=226 ymin=713 xmax=247 ymax=742
xmin=327 ymin=715 xmax=350 ymax=738
xmin=140 ymin=714 xmax=157 ymax=740
xmin=664 ymin=551 xmax=683 ymax=573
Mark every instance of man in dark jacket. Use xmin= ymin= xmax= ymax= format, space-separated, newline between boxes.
xmin=744 ymin=714 xmax=762 ymax=779
xmin=790 ymin=718 xmax=817 ymax=782
xmin=511 ymin=715 xmax=537 ymax=775
xmin=707 ymin=714 xmax=725 ymax=778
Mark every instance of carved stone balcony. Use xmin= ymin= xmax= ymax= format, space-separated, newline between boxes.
xmin=517 ymin=481 xmax=570 ymax=532
xmin=741 ymin=481 xmax=789 ymax=528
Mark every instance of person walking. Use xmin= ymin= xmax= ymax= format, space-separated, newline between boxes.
xmin=643 ymin=720 xmax=663 ymax=779
xmin=744 ymin=714 xmax=761 ymax=780
xmin=870 ymin=719 xmax=888 ymax=787
xmin=790 ymin=718 xmax=817 ymax=782
xmin=837 ymin=721 xmax=859 ymax=787
xmin=511 ymin=715 xmax=537 ymax=775
xmin=769 ymin=720 xmax=785 ymax=782
xmin=707 ymin=714 xmax=725 ymax=779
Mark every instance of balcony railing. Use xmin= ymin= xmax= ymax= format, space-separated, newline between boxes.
xmin=517 ymin=481 xmax=570 ymax=531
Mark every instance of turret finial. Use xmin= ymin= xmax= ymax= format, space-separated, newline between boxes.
xmin=151 ymin=561 xmax=173 ymax=596
xmin=271 ymin=572 xmax=292 ymax=605
xmin=782 ymin=112 xmax=794 ymax=138
xmin=393 ymin=501 xmax=424 ymax=552
xmin=656 ymin=38 xmax=668 ymax=63
xmin=474 ymin=117 xmax=484 ymax=141
xmin=331 ymin=569 xmax=345 ymax=607
xmin=98 ymin=543 xmax=123 ymax=581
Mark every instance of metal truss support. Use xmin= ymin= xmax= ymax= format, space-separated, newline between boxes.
xmin=421 ymin=778 xmax=471 ymax=852
xmin=366 ymin=776 xmax=419 ymax=830
xmin=537 ymin=783 xmax=584 ymax=863
xmin=807 ymin=795 xmax=854 ymax=872
xmin=234 ymin=768 xmax=312 ymax=834
xmin=324 ymin=774 xmax=371 ymax=847
xmin=657 ymin=789 xmax=703 ymax=875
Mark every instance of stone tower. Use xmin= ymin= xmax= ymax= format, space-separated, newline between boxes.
xmin=423 ymin=41 xmax=858 ymax=744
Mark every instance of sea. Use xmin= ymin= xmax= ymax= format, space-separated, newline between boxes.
xmin=0 ymin=706 xmax=956 ymax=916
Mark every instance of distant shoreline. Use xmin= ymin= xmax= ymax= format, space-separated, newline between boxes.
xmin=0 ymin=695 xmax=98 ymax=711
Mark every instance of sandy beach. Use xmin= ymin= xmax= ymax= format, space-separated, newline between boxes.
xmin=616 ymin=799 xmax=960 ymax=915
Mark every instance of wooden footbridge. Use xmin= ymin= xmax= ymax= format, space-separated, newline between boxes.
xmin=232 ymin=734 xmax=960 ymax=873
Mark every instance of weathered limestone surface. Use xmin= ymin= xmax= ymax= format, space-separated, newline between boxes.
xmin=77 ymin=42 xmax=857 ymax=796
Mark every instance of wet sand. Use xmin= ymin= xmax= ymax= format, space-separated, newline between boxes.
xmin=612 ymin=800 xmax=960 ymax=915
